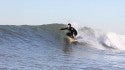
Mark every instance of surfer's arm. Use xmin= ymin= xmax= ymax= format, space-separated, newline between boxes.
xmin=60 ymin=27 xmax=68 ymax=30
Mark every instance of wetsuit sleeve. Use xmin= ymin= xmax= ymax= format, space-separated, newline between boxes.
xmin=60 ymin=27 xmax=68 ymax=30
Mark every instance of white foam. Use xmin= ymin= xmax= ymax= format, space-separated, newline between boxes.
xmin=76 ymin=26 xmax=125 ymax=50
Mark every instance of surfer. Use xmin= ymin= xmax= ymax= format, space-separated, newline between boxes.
xmin=60 ymin=23 xmax=77 ymax=38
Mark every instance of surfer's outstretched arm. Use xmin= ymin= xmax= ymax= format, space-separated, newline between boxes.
xmin=60 ymin=27 xmax=68 ymax=30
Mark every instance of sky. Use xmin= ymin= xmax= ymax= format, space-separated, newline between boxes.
xmin=0 ymin=0 xmax=125 ymax=34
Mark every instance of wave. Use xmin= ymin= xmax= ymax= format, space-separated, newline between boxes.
xmin=77 ymin=26 xmax=125 ymax=50
xmin=0 ymin=24 xmax=125 ymax=50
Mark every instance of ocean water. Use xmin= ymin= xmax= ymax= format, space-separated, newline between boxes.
xmin=0 ymin=24 xmax=125 ymax=70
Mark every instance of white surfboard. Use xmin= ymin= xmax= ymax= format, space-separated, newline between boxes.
xmin=67 ymin=36 xmax=77 ymax=44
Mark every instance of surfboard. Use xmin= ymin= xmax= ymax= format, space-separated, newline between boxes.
xmin=67 ymin=36 xmax=77 ymax=44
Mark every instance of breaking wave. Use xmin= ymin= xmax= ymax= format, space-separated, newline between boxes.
xmin=0 ymin=24 xmax=125 ymax=50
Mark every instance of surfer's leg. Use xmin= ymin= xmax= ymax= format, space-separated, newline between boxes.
xmin=73 ymin=33 xmax=77 ymax=38
xmin=74 ymin=32 xmax=77 ymax=36
xmin=72 ymin=33 xmax=77 ymax=39
xmin=66 ymin=32 xmax=72 ymax=37
xmin=70 ymin=33 xmax=74 ymax=38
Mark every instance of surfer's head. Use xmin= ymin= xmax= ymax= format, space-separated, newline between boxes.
xmin=68 ymin=23 xmax=71 ymax=28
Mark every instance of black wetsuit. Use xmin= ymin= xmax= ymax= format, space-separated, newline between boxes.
xmin=60 ymin=27 xmax=77 ymax=38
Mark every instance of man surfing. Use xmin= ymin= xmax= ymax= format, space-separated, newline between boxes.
xmin=60 ymin=23 xmax=77 ymax=39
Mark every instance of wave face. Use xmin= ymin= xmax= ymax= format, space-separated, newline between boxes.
xmin=0 ymin=24 xmax=125 ymax=50
xmin=0 ymin=24 xmax=65 ymax=48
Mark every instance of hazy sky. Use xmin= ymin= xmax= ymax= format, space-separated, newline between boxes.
xmin=0 ymin=0 xmax=125 ymax=34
